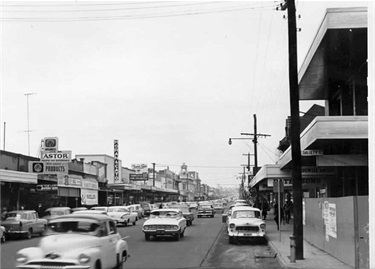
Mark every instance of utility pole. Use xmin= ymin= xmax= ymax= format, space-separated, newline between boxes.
xmin=24 ymin=92 xmax=36 ymax=156
xmin=243 ymin=153 xmax=254 ymax=185
xmin=3 ymin=122 xmax=6 ymax=150
xmin=152 ymin=163 xmax=156 ymax=187
xmin=241 ymin=114 xmax=271 ymax=208
xmin=277 ymin=0 xmax=304 ymax=259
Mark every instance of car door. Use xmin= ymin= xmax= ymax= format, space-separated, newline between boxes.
xmin=98 ymin=221 xmax=117 ymax=268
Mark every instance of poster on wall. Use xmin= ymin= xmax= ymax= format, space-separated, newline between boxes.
xmin=326 ymin=203 xmax=337 ymax=238
xmin=81 ymin=189 xmax=98 ymax=205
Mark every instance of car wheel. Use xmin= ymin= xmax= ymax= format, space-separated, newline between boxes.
xmin=25 ymin=229 xmax=32 ymax=239
xmin=95 ymin=260 xmax=101 ymax=269
xmin=133 ymin=219 xmax=136 ymax=226
xmin=145 ymin=234 xmax=151 ymax=241
xmin=175 ymin=231 xmax=181 ymax=241
xmin=116 ymin=252 xmax=127 ymax=269
xmin=181 ymin=228 xmax=185 ymax=238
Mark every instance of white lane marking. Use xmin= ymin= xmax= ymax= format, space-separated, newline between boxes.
xmin=122 ymin=236 xmax=130 ymax=239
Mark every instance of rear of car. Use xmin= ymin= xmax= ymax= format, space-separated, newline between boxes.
xmin=140 ymin=202 xmax=151 ymax=217
xmin=197 ymin=205 xmax=215 ymax=218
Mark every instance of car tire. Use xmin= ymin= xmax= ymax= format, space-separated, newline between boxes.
xmin=181 ymin=228 xmax=185 ymax=238
xmin=116 ymin=252 xmax=127 ymax=269
xmin=145 ymin=234 xmax=150 ymax=241
xmin=25 ymin=229 xmax=32 ymax=239
xmin=95 ymin=260 xmax=101 ymax=269
xmin=133 ymin=219 xmax=136 ymax=226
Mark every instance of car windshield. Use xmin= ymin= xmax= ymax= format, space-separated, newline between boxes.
xmin=47 ymin=219 xmax=100 ymax=235
xmin=200 ymin=205 xmax=212 ymax=209
xmin=150 ymin=211 xmax=178 ymax=218
xmin=232 ymin=210 xmax=258 ymax=219
xmin=108 ymin=208 xmax=129 ymax=213
xmin=44 ymin=210 xmax=66 ymax=217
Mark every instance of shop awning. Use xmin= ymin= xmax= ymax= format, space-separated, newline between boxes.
xmin=0 ymin=169 xmax=37 ymax=184
xmin=108 ymin=183 xmax=142 ymax=191
xmin=250 ymin=164 xmax=290 ymax=188
xmin=278 ymin=116 xmax=368 ymax=169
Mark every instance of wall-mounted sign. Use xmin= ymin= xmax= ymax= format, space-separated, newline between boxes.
xmin=130 ymin=173 xmax=148 ymax=181
xmin=43 ymin=137 xmax=59 ymax=152
xmin=114 ymin=140 xmax=119 ymax=181
xmin=29 ymin=161 xmax=68 ymax=175
xmin=36 ymin=184 xmax=58 ymax=191
xmin=302 ymin=150 xmax=323 ymax=156
xmin=41 ymin=150 xmax=72 ymax=162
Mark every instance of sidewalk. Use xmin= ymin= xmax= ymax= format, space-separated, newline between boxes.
xmin=265 ymin=212 xmax=353 ymax=269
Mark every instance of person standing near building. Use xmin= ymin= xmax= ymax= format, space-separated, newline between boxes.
xmin=261 ymin=198 xmax=269 ymax=220
xmin=274 ymin=202 xmax=283 ymax=231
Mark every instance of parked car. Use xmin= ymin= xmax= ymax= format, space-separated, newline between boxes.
xmin=1 ymin=225 xmax=6 ymax=243
xmin=126 ymin=204 xmax=144 ymax=219
xmin=140 ymin=202 xmax=152 ymax=217
xmin=90 ymin=206 xmax=108 ymax=212
xmin=142 ymin=208 xmax=187 ymax=241
xmin=107 ymin=206 xmax=137 ymax=226
xmin=227 ymin=206 xmax=265 ymax=244
xmin=197 ymin=204 xmax=215 ymax=218
xmin=177 ymin=206 xmax=194 ymax=226
xmin=15 ymin=214 xmax=130 ymax=269
xmin=213 ymin=203 xmax=224 ymax=213
xmin=1 ymin=210 xmax=47 ymax=239
xmin=42 ymin=207 xmax=72 ymax=223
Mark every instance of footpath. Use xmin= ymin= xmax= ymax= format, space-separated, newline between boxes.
xmin=265 ymin=212 xmax=353 ymax=269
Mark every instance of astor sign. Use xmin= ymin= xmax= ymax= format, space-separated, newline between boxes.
xmin=41 ymin=150 xmax=72 ymax=162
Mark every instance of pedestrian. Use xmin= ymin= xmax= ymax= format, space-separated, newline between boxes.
xmin=159 ymin=203 xmax=163 ymax=209
xmin=284 ymin=200 xmax=292 ymax=224
xmin=274 ymin=202 xmax=284 ymax=231
xmin=261 ymin=198 xmax=269 ymax=220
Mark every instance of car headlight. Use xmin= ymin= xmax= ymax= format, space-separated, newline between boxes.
xmin=15 ymin=253 xmax=28 ymax=264
xmin=229 ymin=223 xmax=235 ymax=229
xmin=260 ymin=224 xmax=266 ymax=229
xmin=143 ymin=226 xmax=149 ymax=230
xmin=78 ymin=253 xmax=90 ymax=264
xmin=172 ymin=225 xmax=179 ymax=230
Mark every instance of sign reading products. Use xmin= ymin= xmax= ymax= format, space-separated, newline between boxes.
xmin=29 ymin=161 xmax=68 ymax=174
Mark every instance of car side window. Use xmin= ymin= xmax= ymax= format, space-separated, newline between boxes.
xmin=109 ymin=221 xmax=117 ymax=234
xmin=98 ymin=222 xmax=108 ymax=237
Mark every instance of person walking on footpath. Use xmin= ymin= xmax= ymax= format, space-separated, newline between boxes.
xmin=273 ymin=202 xmax=284 ymax=231
xmin=261 ymin=198 xmax=269 ymax=220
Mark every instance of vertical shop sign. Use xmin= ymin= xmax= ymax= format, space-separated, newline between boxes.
xmin=114 ymin=139 xmax=119 ymax=181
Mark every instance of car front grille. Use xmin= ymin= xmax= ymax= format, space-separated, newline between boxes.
xmin=236 ymin=226 xmax=259 ymax=232
xmin=23 ymin=261 xmax=82 ymax=269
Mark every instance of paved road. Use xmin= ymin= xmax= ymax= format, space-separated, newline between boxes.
xmin=1 ymin=209 xmax=282 ymax=269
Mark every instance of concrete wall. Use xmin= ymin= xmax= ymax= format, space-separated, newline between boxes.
xmin=304 ymin=196 xmax=369 ymax=268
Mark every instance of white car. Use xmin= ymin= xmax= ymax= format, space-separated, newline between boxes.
xmin=227 ymin=206 xmax=266 ymax=244
xmin=142 ymin=209 xmax=187 ymax=241
xmin=107 ymin=206 xmax=137 ymax=226
xmin=15 ymin=214 xmax=129 ymax=269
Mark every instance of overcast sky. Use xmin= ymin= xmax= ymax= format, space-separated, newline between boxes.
xmin=0 ymin=0 xmax=371 ymax=188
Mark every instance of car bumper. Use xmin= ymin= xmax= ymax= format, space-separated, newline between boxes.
xmin=228 ymin=230 xmax=266 ymax=238
xmin=197 ymin=212 xmax=214 ymax=216
xmin=143 ymin=230 xmax=180 ymax=237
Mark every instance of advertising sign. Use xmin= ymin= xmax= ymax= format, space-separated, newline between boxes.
xmin=114 ymin=140 xmax=119 ymax=181
xmin=130 ymin=173 xmax=148 ymax=181
xmin=40 ymin=150 xmax=72 ymax=162
xmin=57 ymin=174 xmax=82 ymax=188
xmin=29 ymin=161 xmax=68 ymax=175
xmin=43 ymin=137 xmax=59 ymax=152
xmin=81 ymin=189 xmax=98 ymax=205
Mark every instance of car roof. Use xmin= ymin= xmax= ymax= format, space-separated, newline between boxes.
xmin=45 ymin=207 xmax=71 ymax=211
xmin=151 ymin=208 xmax=181 ymax=212
xmin=231 ymin=206 xmax=261 ymax=212
xmin=8 ymin=210 xmax=36 ymax=213
xmin=50 ymin=213 xmax=112 ymax=221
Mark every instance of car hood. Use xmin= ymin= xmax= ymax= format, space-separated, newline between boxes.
xmin=40 ymin=234 xmax=100 ymax=252
xmin=107 ymin=212 xmax=129 ymax=218
xmin=143 ymin=218 xmax=179 ymax=226
xmin=229 ymin=218 xmax=264 ymax=226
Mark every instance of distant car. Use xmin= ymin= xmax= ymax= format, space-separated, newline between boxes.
xmin=213 ymin=203 xmax=224 ymax=213
xmin=1 ymin=210 xmax=47 ymax=239
xmin=71 ymin=207 xmax=88 ymax=212
xmin=197 ymin=204 xmax=215 ymax=218
xmin=227 ymin=206 xmax=266 ymax=244
xmin=188 ymin=202 xmax=198 ymax=210
xmin=177 ymin=206 xmax=194 ymax=226
xmin=142 ymin=208 xmax=187 ymax=241
xmin=1 ymin=226 xmax=6 ymax=243
xmin=42 ymin=207 xmax=72 ymax=223
xmin=90 ymin=206 xmax=108 ymax=212
xmin=15 ymin=214 xmax=130 ymax=269
xmin=140 ymin=202 xmax=152 ymax=217
xmin=126 ymin=204 xmax=144 ymax=219
xmin=107 ymin=206 xmax=137 ymax=226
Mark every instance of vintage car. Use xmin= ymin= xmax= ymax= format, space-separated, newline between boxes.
xmin=42 ymin=207 xmax=72 ymax=223
xmin=1 ymin=210 xmax=47 ymax=239
xmin=1 ymin=225 xmax=6 ymax=243
xmin=126 ymin=204 xmax=144 ymax=219
xmin=197 ymin=204 xmax=215 ymax=218
xmin=140 ymin=202 xmax=152 ymax=217
xmin=176 ymin=206 xmax=194 ymax=226
xmin=107 ymin=206 xmax=138 ymax=226
xmin=15 ymin=214 xmax=130 ymax=269
xmin=142 ymin=208 xmax=187 ymax=241
xmin=227 ymin=206 xmax=266 ymax=244
xmin=213 ymin=202 xmax=224 ymax=213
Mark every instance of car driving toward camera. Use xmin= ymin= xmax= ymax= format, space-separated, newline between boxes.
xmin=15 ymin=214 xmax=129 ymax=269
xmin=142 ymin=208 xmax=187 ymax=241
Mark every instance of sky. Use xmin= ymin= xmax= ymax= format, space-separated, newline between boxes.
xmin=0 ymin=0 xmax=372 ymax=188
